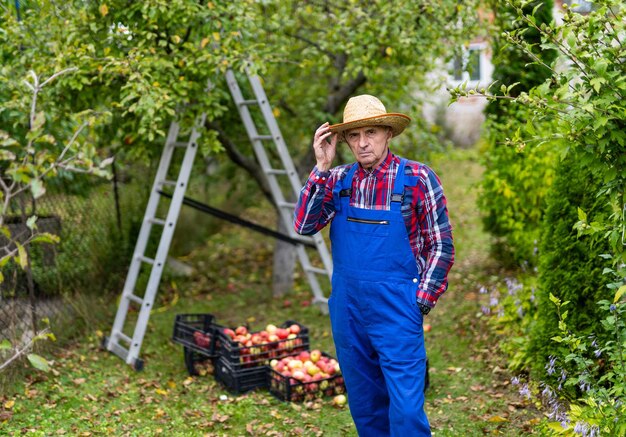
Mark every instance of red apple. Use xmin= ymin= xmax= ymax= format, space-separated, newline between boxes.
xmin=275 ymin=328 xmax=289 ymax=340
xmin=235 ymin=325 xmax=248 ymax=336
xmin=223 ymin=328 xmax=236 ymax=340
xmin=288 ymin=324 xmax=301 ymax=334
xmin=423 ymin=324 xmax=432 ymax=333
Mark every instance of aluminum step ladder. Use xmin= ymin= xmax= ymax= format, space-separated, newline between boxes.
xmin=225 ymin=69 xmax=333 ymax=312
xmin=103 ymin=115 xmax=205 ymax=370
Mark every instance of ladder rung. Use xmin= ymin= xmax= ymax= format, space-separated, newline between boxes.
xmin=126 ymin=294 xmax=143 ymax=304
xmin=252 ymin=135 xmax=273 ymax=141
xmin=116 ymin=331 xmax=133 ymax=345
xmin=171 ymin=141 xmax=189 ymax=148
xmin=238 ymin=99 xmax=258 ymax=106
xmin=306 ymin=266 xmax=327 ymax=275
xmin=159 ymin=180 xmax=177 ymax=186
xmin=137 ymin=255 xmax=155 ymax=265
xmin=278 ymin=201 xmax=297 ymax=209
xmin=147 ymin=218 xmax=166 ymax=226
xmin=266 ymin=168 xmax=288 ymax=175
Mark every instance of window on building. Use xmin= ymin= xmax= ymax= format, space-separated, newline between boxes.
xmin=452 ymin=47 xmax=482 ymax=82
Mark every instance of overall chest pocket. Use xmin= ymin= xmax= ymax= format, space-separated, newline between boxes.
xmin=346 ymin=216 xmax=391 ymax=236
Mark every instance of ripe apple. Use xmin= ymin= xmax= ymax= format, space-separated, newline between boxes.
xmin=222 ymin=328 xmax=236 ymax=340
xmin=270 ymin=359 xmax=278 ymax=368
xmin=298 ymin=351 xmax=310 ymax=362
xmin=288 ymin=324 xmax=301 ymax=335
xmin=275 ymin=328 xmax=289 ymax=340
xmin=423 ymin=324 xmax=432 ymax=333
xmin=292 ymin=370 xmax=306 ymax=380
xmin=307 ymin=365 xmax=320 ymax=376
xmin=310 ymin=349 xmax=321 ymax=363
xmin=265 ymin=324 xmax=277 ymax=335
xmin=333 ymin=394 xmax=347 ymax=407
xmin=235 ymin=325 xmax=248 ymax=336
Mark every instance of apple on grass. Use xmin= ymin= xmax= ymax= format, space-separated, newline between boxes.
xmin=333 ymin=394 xmax=347 ymax=407
xmin=423 ymin=323 xmax=432 ymax=333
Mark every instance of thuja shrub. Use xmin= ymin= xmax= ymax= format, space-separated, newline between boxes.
xmin=479 ymin=104 xmax=559 ymax=266
xmin=529 ymin=153 xmax=612 ymax=380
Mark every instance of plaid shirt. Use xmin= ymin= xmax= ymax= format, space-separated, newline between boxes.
xmin=294 ymin=151 xmax=454 ymax=308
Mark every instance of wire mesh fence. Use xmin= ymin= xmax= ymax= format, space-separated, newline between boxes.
xmin=0 ymin=164 xmax=149 ymax=347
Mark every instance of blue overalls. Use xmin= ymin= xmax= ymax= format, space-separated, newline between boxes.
xmin=328 ymin=158 xmax=430 ymax=436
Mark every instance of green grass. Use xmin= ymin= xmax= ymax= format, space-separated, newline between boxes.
xmin=1 ymin=147 xmax=544 ymax=436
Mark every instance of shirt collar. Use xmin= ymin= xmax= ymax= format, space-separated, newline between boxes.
xmin=356 ymin=150 xmax=394 ymax=180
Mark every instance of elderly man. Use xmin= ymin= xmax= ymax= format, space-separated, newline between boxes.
xmin=294 ymin=95 xmax=454 ymax=436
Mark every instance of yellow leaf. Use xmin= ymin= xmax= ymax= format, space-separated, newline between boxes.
xmin=4 ymin=400 xmax=15 ymax=409
xmin=385 ymin=47 xmax=393 ymax=56
xmin=16 ymin=242 xmax=28 ymax=269
xmin=207 ymin=2 xmax=214 ymax=9
xmin=614 ymin=284 xmax=626 ymax=303
xmin=488 ymin=415 xmax=509 ymax=423
xmin=155 ymin=388 xmax=168 ymax=396
xmin=201 ymin=38 xmax=209 ymax=49
xmin=172 ymin=35 xmax=181 ymax=44
xmin=167 ymin=380 xmax=176 ymax=389
xmin=99 ymin=4 xmax=109 ymax=16
xmin=273 ymin=108 xmax=281 ymax=118
xmin=103 ymin=47 xmax=111 ymax=56
xmin=247 ymin=316 xmax=256 ymax=323
xmin=212 ymin=32 xmax=221 ymax=42
xmin=152 ymin=82 xmax=160 ymax=88
xmin=95 ymin=330 xmax=103 ymax=338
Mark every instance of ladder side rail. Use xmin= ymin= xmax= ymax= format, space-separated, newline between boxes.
xmin=247 ymin=74 xmax=334 ymax=278
xmin=125 ymin=117 xmax=205 ymax=365
xmin=225 ymin=71 xmax=293 ymax=212
xmin=108 ymin=122 xmax=181 ymax=347
xmin=247 ymin=75 xmax=307 ymax=197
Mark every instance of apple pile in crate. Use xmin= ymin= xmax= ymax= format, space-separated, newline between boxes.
xmin=218 ymin=322 xmax=308 ymax=369
xmin=269 ymin=350 xmax=345 ymax=402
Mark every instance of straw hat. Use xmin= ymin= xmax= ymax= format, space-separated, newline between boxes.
xmin=329 ymin=95 xmax=411 ymax=140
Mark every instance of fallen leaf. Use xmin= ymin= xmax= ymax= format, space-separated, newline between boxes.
xmin=488 ymin=415 xmax=509 ymax=423
xmin=73 ymin=378 xmax=86 ymax=385
xmin=0 ymin=410 xmax=13 ymax=421
xmin=3 ymin=400 xmax=14 ymax=409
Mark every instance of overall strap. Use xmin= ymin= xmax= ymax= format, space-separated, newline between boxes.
xmin=332 ymin=163 xmax=358 ymax=212
xmin=390 ymin=158 xmax=408 ymax=206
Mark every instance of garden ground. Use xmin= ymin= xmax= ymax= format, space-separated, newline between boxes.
xmin=1 ymin=148 xmax=545 ymax=436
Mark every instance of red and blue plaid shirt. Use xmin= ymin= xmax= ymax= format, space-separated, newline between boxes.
xmin=294 ymin=151 xmax=454 ymax=308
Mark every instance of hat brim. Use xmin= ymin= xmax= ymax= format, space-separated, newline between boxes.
xmin=329 ymin=113 xmax=411 ymax=142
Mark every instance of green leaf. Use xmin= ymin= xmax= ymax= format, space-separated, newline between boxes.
xmin=27 ymin=353 xmax=50 ymax=372
xmin=32 ymin=111 xmax=46 ymax=130
xmin=549 ymin=293 xmax=561 ymax=305
xmin=26 ymin=215 xmax=38 ymax=230
xmin=577 ymin=207 xmax=587 ymax=222
xmin=0 ymin=339 xmax=11 ymax=350
xmin=0 ymin=150 xmax=16 ymax=160
xmin=30 ymin=233 xmax=60 ymax=244
xmin=31 ymin=179 xmax=45 ymax=199
xmin=0 ymin=225 xmax=10 ymax=239
xmin=615 ymin=285 xmax=626 ymax=304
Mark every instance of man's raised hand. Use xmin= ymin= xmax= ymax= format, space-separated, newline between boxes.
xmin=313 ymin=122 xmax=338 ymax=172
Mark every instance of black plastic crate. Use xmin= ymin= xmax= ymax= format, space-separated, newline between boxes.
xmin=183 ymin=346 xmax=216 ymax=377
xmin=213 ymin=357 xmax=269 ymax=393
xmin=172 ymin=314 xmax=222 ymax=358
xmin=216 ymin=320 xmax=309 ymax=370
xmin=268 ymin=352 xmax=345 ymax=402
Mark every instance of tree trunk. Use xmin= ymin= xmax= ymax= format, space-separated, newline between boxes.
xmin=272 ymin=214 xmax=296 ymax=298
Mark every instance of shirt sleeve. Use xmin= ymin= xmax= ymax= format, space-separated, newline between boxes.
xmin=293 ymin=166 xmax=340 ymax=235
xmin=415 ymin=166 xmax=455 ymax=308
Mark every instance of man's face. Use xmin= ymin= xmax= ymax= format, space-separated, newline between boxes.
xmin=344 ymin=125 xmax=392 ymax=170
